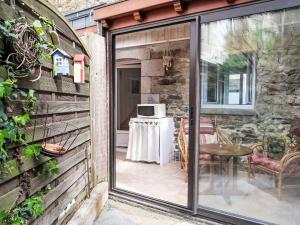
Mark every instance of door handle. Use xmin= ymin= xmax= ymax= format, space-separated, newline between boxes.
xmin=190 ymin=106 xmax=193 ymax=126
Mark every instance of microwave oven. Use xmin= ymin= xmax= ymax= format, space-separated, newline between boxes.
xmin=137 ymin=104 xmax=166 ymax=118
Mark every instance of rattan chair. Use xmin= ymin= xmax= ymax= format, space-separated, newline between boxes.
xmin=248 ymin=137 xmax=300 ymax=199
xmin=178 ymin=117 xmax=232 ymax=182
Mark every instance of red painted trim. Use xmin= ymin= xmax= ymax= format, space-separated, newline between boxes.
xmin=94 ymin=0 xmax=255 ymax=30
xmin=94 ymin=0 xmax=176 ymax=20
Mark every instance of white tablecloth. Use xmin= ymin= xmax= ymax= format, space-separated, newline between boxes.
xmin=126 ymin=117 xmax=174 ymax=166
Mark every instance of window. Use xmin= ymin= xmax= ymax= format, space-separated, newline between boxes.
xmin=201 ymin=53 xmax=255 ymax=110
xmin=201 ymin=22 xmax=256 ymax=110
xmin=55 ymin=57 xmax=63 ymax=66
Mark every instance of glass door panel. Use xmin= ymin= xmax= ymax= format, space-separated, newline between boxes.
xmin=198 ymin=7 xmax=300 ymax=225
xmin=114 ymin=22 xmax=192 ymax=206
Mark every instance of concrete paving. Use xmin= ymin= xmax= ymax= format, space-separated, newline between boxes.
xmin=94 ymin=199 xmax=215 ymax=225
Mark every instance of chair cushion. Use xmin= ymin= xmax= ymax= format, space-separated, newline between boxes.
xmin=249 ymin=155 xmax=281 ymax=172
xmin=199 ymin=153 xmax=212 ymax=160
xmin=200 ymin=117 xmax=215 ymax=135
xmin=250 ymin=154 xmax=300 ymax=176
xmin=250 ymin=155 xmax=282 ymax=172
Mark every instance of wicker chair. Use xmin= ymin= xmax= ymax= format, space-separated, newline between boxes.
xmin=178 ymin=117 xmax=232 ymax=182
xmin=248 ymin=135 xmax=300 ymax=199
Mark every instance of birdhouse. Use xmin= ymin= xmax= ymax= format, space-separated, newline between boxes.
xmin=51 ymin=48 xmax=71 ymax=76
xmin=74 ymin=54 xmax=88 ymax=83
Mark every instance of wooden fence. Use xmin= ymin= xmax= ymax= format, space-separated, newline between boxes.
xmin=0 ymin=0 xmax=91 ymax=224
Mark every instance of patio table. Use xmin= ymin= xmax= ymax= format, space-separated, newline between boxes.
xmin=200 ymin=144 xmax=253 ymax=204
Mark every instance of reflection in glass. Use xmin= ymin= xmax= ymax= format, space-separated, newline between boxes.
xmin=115 ymin=23 xmax=191 ymax=206
xmin=198 ymin=7 xmax=300 ymax=225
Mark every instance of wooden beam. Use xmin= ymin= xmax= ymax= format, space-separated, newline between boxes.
xmin=173 ymin=1 xmax=185 ymax=13
xmin=98 ymin=0 xmax=255 ymax=30
xmin=101 ymin=19 xmax=110 ymax=29
xmin=93 ymin=0 xmax=175 ymax=20
xmin=133 ymin=11 xmax=143 ymax=22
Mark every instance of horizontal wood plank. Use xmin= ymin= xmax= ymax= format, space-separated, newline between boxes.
xmin=56 ymin=187 xmax=87 ymax=225
xmin=25 ymin=117 xmax=90 ymax=143
xmin=30 ymin=139 xmax=88 ymax=195
xmin=17 ymin=79 xmax=90 ymax=97
xmin=0 ymin=131 xmax=89 ymax=185
xmin=40 ymin=101 xmax=89 ymax=114
xmin=0 ymin=140 xmax=89 ymax=211
xmin=0 ymin=157 xmax=50 ymax=185
xmin=0 ymin=187 xmax=21 ymax=211
xmin=0 ymin=2 xmax=16 ymax=20
xmin=32 ymin=173 xmax=88 ymax=225
xmin=43 ymin=161 xmax=86 ymax=208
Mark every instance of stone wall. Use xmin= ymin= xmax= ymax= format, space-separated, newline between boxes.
xmin=146 ymin=41 xmax=190 ymax=156
xmin=211 ymin=51 xmax=300 ymax=154
xmin=116 ymin=40 xmax=190 ymax=157
xmin=47 ymin=0 xmax=120 ymax=14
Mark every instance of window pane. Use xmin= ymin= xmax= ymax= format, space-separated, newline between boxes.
xmin=198 ymin=7 xmax=300 ymax=225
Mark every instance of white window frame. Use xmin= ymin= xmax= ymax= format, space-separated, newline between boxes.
xmin=201 ymin=55 xmax=256 ymax=110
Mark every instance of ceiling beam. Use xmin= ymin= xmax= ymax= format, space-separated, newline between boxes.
xmin=101 ymin=19 xmax=110 ymax=29
xmin=174 ymin=1 xmax=185 ymax=13
xmin=133 ymin=11 xmax=144 ymax=22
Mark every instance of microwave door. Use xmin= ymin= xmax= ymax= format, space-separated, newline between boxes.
xmin=138 ymin=106 xmax=154 ymax=116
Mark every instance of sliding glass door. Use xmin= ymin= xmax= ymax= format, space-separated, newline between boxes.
xmin=112 ymin=22 xmax=193 ymax=206
xmin=109 ymin=2 xmax=300 ymax=224
xmin=198 ymin=6 xmax=300 ymax=225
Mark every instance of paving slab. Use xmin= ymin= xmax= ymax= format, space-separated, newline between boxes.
xmin=94 ymin=199 xmax=218 ymax=225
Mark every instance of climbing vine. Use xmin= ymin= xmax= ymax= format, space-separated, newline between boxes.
xmin=0 ymin=185 xmax=52 ymax=225
xmin=0 ymin=4 xmax=60 ymax=224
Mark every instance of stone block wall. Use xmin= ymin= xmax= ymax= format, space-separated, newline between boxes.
xmin=48 ymin=0 xmax=120 ymax=14
xmin=211 ymin=55 xmax=300 ymax=149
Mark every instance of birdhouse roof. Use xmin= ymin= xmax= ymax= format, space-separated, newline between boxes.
xmin=51 ymin=48 xmax=71 ymax=58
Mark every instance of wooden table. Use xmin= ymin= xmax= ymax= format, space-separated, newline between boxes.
xmin=200 ymin=144 xmax=253 ymax=204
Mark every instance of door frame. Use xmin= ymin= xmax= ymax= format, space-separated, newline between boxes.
xmin=107 ymin=0 xmax=300 ymax=224
xmin=108 ymin=18 xmax=199 ymax=211
xmin=115 ymin=65 xmax=141 ymax=131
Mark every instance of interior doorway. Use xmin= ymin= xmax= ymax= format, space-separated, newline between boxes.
xmin=117 ymin=67 xmax=141 ymax=131
xmin=116 ymin=63 xmax=141 ymax=149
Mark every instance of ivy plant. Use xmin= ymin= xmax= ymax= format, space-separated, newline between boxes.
xmin=0 ymin=6 xmax=61 ymax=225
xmin=38 ymin=160 xmax=60 ymax=177
xmin=0 ymin=193 xmax=46 ymax=225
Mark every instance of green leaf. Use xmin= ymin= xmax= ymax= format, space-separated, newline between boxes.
xmin=40 ymin=160 xmax=60 ymax=177
xmin=32 ymin=20 xmax=44 ymax=36
xmin=24 ymin=144 xmax=41 ymax=160
xmin=0 ymin=84 xmax=5 ymax=97
xmin=0 ymin=210 xmax=10 ymax=224
xmin=12 ymin=113 xmax=30 ymax=126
